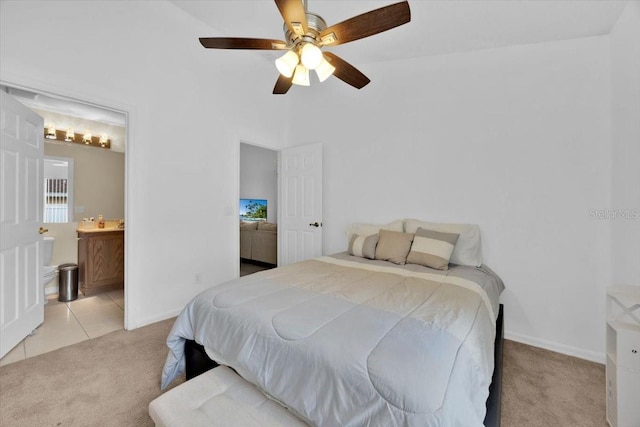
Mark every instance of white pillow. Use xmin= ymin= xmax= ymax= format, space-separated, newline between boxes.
xmin=404 ymin=219 xmax=483 ymax=267
xmin=346 ymin=220 xmax=404 ymax=241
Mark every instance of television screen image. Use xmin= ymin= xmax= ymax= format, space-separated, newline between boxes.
xmin=240 ymin=199 xmax=267 ymax=221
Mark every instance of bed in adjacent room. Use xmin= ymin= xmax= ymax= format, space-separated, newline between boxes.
xmin=160 ymin=219 xmax=505 ymax=426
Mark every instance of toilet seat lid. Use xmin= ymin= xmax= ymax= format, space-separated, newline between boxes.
xmin=43 ymin=265 xmax=57 ymax=275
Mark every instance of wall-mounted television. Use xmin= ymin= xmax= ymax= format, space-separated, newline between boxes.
xmin=239 ymin=199 xmax=267 ymax=221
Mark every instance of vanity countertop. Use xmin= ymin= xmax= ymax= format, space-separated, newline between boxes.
xmin=77 ymin=227 xmax=124 ymax=234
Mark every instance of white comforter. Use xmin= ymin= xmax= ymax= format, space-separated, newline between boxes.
xmin=161 ymin=254 xmax=504 ymax=426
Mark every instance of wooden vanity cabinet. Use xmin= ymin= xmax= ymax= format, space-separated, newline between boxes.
xmin=77 ymin=229 xmax=124 ymax=296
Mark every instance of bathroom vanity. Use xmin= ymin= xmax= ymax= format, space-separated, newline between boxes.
xmin=77 ymin=228 xmax=124 ymax=296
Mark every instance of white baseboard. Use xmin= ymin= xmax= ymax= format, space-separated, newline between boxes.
xmin=132 ymin=308 xmax=183 ymax=330
xmin=505 ymin=330 xmax=605 ymax=365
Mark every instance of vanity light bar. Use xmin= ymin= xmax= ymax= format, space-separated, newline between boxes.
xmin=43 ymin=127 xmax=111 ymax=149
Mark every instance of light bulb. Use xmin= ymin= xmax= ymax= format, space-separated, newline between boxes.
xmin=275 ymin=50 xmax=299 ymax=78
xmin=300 ymin=43 xmax=322 ymax=70
xmin=292 ymin=65 xmax=310 ymax=86
xmin=315 ymin=56 xmax=336 ymax=82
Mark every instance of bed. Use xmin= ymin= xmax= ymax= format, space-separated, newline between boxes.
xmin=161 ymin=245 xmax=505 ymax=426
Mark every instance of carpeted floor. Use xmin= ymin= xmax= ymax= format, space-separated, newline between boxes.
xmin=501 ymin=340 xmax=606 ymax=427
xmin=0 ymin=318 xmax=182 ymax=427
xmin=0 ymin=319 xmax=607 ymax=427
xmin=240 ymin=260 xmax=274 ymax=277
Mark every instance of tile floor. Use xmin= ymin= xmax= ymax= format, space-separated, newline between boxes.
xmin=0 ymin=289 xmax=124 ymax=367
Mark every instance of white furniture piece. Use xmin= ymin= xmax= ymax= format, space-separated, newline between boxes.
xmin=606 ymin=285 xmax=640 ymax=427
xmin=149 ymin=366 xmax=307 ymax=427
xmin=42 ymin=236 xmax=57 ymax=290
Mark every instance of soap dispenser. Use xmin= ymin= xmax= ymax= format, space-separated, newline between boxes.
xmin=98 ymin=214 xmax=105 ymax=229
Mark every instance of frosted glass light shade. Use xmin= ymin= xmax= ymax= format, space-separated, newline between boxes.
xmin=292 ymin=65 xmax=310 ymax=86
xmin=275 ymin=50 xmax=299 ymax=78
xmin=45 ymin=123 xmax=57 ymax=139
xmin=300 ymin=43 xmax=322 ymax=70
xmin=315 ymin=57 xmax=336 ymax=82
xmin=82 ymin=131 xmax=92 ymax=144
xmin=65 ymin=128 xmax=75 ymax=142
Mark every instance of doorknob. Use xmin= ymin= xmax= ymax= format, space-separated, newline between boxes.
xmin=39 ymin=227 xmax=49 ymax=234
xmin=309 ymin=222 xmax=322 ymax=228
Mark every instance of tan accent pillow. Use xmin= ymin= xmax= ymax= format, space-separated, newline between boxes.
xmin=257 ymin=222 xmax=277 ymax=231
xmin=240 ymin=221 xmax=258 ymax=230
xmin=407 ymin=227 xmax=459 ymax=270
xmin=346 ymin=220 xmax=404 ymax=241
xmin=375 ymin=230 xmax=414 ymax=265
xmin=404 ymin=219 xmax=482 ymax=267
xmin=348 ymin=234 xmax=379 ymax=260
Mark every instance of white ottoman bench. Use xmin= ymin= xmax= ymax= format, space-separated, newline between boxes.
xmin=149 ymin=366 xmax=308 ymax=427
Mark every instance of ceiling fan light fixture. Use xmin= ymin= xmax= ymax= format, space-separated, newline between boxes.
xmin=315 ymin=57 xmax=336 ymax=82
xmin=275 ymin=50 xmax=299 ymax=78
xmin=300 ymin=43 xmax=323 ymax=70
xmin=292 ymin=65 xmax=310 ymax=86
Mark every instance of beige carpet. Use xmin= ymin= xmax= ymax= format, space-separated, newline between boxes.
xmin=501 ymin=340 xmax=607 ymax=427
xmin=240 ymin=261 xmax=273 ymax=277
xmin=0 ymin=320 xmax=606 ymax=427
xmin=0 ymin=318 xmax=183 ymax=427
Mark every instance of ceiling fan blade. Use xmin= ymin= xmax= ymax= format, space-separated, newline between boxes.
xmin=323 ymin=52 xmax=370 ymax=89
xmin=273 ymin=74 xmax=293 ymax=94
xmin=319 ymin=1 xmax=410 ymax=47
xmin=199 ymin=37 xmax=288 ymax=50
xmin=274 ymin=0 xmax=308 ymax=37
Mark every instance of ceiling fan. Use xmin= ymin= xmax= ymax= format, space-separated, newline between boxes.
xmin=199 ymin=0 xmax=411 ymax=94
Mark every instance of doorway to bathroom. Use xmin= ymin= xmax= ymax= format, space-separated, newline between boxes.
xmin=239 ymin=142 xmax=278 ymax=277
xmin=0 ymin=84 xmax=128 ymax=366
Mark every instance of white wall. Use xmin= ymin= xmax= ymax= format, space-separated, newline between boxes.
xmin=289 ymin=36 xmax=612 ymax=361
xmin=610 ymin=1 xmax=640 ymax=286
xmin=0 ymin=0 xmax=289 ymax=328
xmin=240 ymin=143 xmax=278 ymax=223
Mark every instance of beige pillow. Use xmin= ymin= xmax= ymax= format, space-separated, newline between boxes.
xmin=375 ymin=230 xmax=414 ymax=265
xmin=240 ymin=221 xmax=258 ymax=230
xmin=407 ymin=227 xmax=459 ymax=270
xmin=257 ymin=222 xmax=277 ymax=231
xmin=348 ymin=234 xmax=379 ymax=260
xmin=346 ymin=220 xmax=403 ymax=241
xmin=404 ymin=219 xmax=482 ymax=267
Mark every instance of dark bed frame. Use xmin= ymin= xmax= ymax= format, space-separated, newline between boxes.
xmin=184 ymin=304 xmax=504 ymax=427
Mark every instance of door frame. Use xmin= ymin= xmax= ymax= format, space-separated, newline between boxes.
xmin=0 ymin=80 xmax=133 ymax=329
xmin=234 ymin=139 xmax=324 ymax=275
xmin=235 ymin=139 xmax=281 ymax=277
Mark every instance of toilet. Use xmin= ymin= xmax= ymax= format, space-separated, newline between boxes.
xmin=43 ymin=236 xmax=57 ymax=302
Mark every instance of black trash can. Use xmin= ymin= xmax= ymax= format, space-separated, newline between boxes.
xmin=58 ymin=263 xmax=78 ymax=302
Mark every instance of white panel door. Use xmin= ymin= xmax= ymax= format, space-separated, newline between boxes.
xmin=278 ymin=143 xmax=322 ymax=266
xmin=0 ymin=91 xmax=44 ymax=358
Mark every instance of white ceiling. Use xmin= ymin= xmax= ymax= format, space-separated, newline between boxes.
xmin=3 ymin=87 xmax=126 ymax=127
xmin=2 ymin=1 xmax=627 ymax=139
xmin=172 ymin=0 xmax=628 ymax=64
xmin=2 ymin=86 xmax=127 ymax=152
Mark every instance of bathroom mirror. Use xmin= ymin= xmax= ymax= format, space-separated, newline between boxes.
xmin=43 ymin=156 xmax=74 ymax=223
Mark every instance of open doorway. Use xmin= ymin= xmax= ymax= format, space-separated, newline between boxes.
xmin=239 ymin=142 xmax=278 ymax=277
xmin=0 ymin=84 xmax=128 ymax=366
